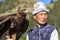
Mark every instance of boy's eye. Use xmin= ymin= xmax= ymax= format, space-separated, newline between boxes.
xmin=40 ymin=13 xmax=43 ymax=15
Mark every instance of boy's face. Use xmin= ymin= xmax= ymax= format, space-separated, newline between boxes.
xmin=34 ymin=11 xmax=48 ymax=24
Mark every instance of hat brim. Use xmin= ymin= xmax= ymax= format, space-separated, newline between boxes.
xmin=32 ymin=8 xmax=50 ymax=15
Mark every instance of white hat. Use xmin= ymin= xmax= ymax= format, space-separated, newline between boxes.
xmin=32 ymin=2 xmax=50 ymax=15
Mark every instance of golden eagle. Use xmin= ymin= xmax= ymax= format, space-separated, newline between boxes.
xmin=0 ymin=7 xmax=29 ymax=40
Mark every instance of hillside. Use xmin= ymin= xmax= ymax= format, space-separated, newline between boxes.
xmin=0 ymin=0 xmax=36 ymax=13
xmin=0 ymin=0 xmax=60 ymax=40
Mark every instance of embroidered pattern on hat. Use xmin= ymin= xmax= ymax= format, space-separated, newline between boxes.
xmin=34 ymin=4 xmax=40 ymax=10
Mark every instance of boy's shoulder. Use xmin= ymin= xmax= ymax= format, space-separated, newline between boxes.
xmin=27 ymin=25 xmax=36 ymax=33
xmin=47 ymin=24 xmax=58 ymax=30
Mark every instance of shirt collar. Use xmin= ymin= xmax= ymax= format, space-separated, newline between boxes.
xmin=36 ymin=23 xmax=47 ymax=29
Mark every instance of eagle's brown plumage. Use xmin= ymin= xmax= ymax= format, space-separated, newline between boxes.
xmin=0 ymin=7 xmax=29 ymax=40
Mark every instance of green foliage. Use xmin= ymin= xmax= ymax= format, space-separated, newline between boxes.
xmin=0 ymin=0 xmax=20 ymax=13
xmin=48 ymin=0 xmax=60 ymax=39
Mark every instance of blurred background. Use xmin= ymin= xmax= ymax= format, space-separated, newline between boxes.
xmin=0 ymin=0 xmax=60 ymax=40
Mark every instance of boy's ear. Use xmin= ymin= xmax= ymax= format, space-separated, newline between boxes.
xmin=33 ymin=16 xmax=36 ymax=19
